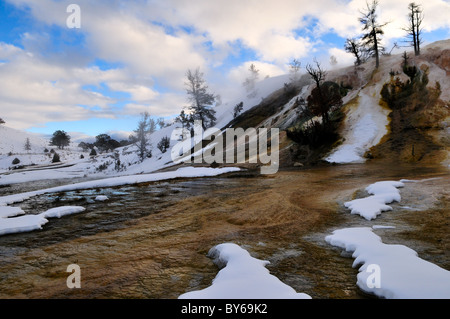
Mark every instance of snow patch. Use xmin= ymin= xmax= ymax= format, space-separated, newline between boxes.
xmin=326 ymin=92 xmax=390 ymax=164
xmin=0 ymin=206 xmax=85 ymax=236
xmin=344 ymin=180 xmax=404 ymax=220
xmin=178 ymin=243 xmax=311 ymax=299
xmin=325 ymin=227 xmax=450 ymax=299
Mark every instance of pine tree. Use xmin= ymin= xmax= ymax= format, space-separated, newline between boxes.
xmin=132 ymin=112 xmax=153 ymax=161
xmin=24 ymin=138 xmax=31 ymax=152
xmin=233 ymin=102 xmax=244 ymax=118
xmin=157 ymin=136 xmax=170 ymax=153
xmin=184 ymin=68 xmax=216 ymax=130
xmin=243 ymin=63 xmax=260 ymax=98
xmin=359 ymin=0 xmax=388 ymax=69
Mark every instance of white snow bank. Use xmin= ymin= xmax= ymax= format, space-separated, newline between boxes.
xmin=344 ymin=181 xmax=404 ymax=220
xmin=325 ymin=92 xmax=390 ymax=164
xmin=326 ymin=114 xmax=378 ymax=163
xmin=179 ymin=243 xmax=311 ymax=299
xmin=0 ymin=206 xmax=25 ymax=218
xmin=95 ymin=195 xmax=109 ymax=201
xmin=0 ymin=167 xmax=241 ymax=206
xmin=40 ymin=206 xmax=86 ymax=218
xmin=0 ymin=206 xmax=85 ymax=236
xmin=325 ymin=227 xmax=450 ymax=299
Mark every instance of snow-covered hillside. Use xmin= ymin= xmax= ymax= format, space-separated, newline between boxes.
xmin=1 ymin=39 xmax=449 ymax=184
xmin=0 ymin=125 xmax=48 ymax=154
xmin=0 ymin=71 xmax=292 ymax=184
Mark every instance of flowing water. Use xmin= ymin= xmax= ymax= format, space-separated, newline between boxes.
xmin=0 ymin=163 xmax=448 ymax=299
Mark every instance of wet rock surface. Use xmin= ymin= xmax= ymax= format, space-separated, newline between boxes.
xmin=0 ymin=163 xmax=448 ymax=299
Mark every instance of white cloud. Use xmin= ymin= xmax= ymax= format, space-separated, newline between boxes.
xmin=83 ymin=14 xmax=206 ymax=90
xmin=108 ymin=82 xmax=159 ymax=102
xmin=121 ymin=92 xmax=186 ymax=118
xmin=2 ymin=0 xmax=449 ymax=132
xmin=0 ymin=43 xmax=121 ymax=129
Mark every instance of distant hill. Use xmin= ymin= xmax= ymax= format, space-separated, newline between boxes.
xmin=0 ymin=125 xmax=49 ymax=154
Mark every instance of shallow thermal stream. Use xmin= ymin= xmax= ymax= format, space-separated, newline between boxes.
xmin=0 ymin=163 xmax=448 ymax=299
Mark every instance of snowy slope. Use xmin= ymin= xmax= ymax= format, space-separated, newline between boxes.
xmin=325 ymin=86 xmax=390 ymax=164
xmin=0 ymin=125 xmax=48 ymax=154
xmin=326 ymin=40 xmax=450 ymax=165
xmin=0 ymin=71 xmax=292 ymax=182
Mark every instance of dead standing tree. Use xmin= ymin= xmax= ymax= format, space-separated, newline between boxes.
xmin=306 ymin=60 xmax=342 ymax=126
xmin=403 ymin=2 xmax=424 ymax=56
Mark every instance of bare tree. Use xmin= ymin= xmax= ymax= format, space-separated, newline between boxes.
xmin=305 ymin=60 xmax=343 ymax=126
xmin=148 ymin=117 xmax=157 ymax=134
xmin=403 ymin=2 xmax=424 ymax=56
xmin=306 ymin=60 xmax=327 ymax=89
xmin=306 ymin=60 xmax=328 ymax=123
xmin=359 ymin=0 xmax=388 ymax=68
xmin=345 ymin=38 xmax=366 ymax=66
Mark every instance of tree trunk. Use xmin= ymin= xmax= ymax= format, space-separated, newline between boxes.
xmin=373 ymin=29 xmax=380 ymax=69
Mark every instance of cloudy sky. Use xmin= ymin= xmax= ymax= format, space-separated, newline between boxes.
xmin=0 ymin=0 xmax=449 ymax=141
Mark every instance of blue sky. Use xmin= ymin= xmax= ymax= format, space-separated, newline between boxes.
xmin=0 ymin=0 xmax=448 ymax=142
